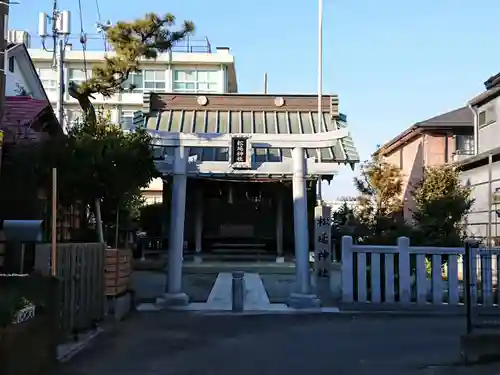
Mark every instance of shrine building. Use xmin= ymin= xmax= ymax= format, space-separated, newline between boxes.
xmin=134 ymin=92 xmax=360 ymax=307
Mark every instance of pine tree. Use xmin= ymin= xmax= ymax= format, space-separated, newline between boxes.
xmin=69 ymin=13 xmax=194 ymax=126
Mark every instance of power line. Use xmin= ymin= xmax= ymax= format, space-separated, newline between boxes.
xmin=77 ymin=0 xmax=88 ymax=79
xmin=95 ymin=0 xmax=101 ymax=21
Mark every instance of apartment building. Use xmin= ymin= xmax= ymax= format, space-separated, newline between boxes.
xmin=375 ymin=107 xmax=474 ymax=221
xmin=26 ymin=36 xmax=238 ymax=203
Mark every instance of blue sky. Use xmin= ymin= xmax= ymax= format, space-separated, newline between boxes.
xmin=10 ymin=0 xmax=500 ymax=199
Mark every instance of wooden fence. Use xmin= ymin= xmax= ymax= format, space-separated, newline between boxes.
xmin=105 ymin=249 xmax=132 ymax=297
xmin=35 ymin=243 xmax=106 ymax=338
xmin=340 ymin=236 xmax=499 ymax=310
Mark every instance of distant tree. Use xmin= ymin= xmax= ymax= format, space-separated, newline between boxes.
xmin=68 ymin=13 xmax=194 ymax=127
xmin=412 ymin=165 xmax=474 ymax=246
xmin=353 ymin=155 xmax=410 ymax=244
xmin=354 ymin=155 xmax=404 ymax=220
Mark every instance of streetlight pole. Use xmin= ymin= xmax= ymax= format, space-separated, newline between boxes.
xmin=317 ymin=0 xmax=324 ymax=203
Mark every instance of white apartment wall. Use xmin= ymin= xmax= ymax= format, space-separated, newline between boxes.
xmin=460 ymin=160 xmax=500 ymax=241
xmin=30 ymin=55 xmax=230 ymax=125
xmin=28 ymin=48 xmax=235 ymax=107
xmin=476 ymin=97 xmax=500 ymax=154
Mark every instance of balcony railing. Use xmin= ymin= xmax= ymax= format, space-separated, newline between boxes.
xmin=452 ymin=149 xmax=474 ymax=162
xmin=30 ymin=34 xmax=213 ymax=53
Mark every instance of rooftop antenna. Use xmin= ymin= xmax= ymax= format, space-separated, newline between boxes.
xmin=264 ymin=72 xmax=268 ymax=94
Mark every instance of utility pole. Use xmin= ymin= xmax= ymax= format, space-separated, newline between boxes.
xmin=0 ymin=0 xmax=9 ymax=177
xmin=38 ymin=2 xmax=71 ymax=132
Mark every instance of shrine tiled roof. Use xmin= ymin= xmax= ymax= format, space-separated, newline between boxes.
xmin=138 ymin=93 xmax=360 ymax=164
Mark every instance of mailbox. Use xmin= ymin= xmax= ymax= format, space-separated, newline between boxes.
xmin=4 ymin=220 xmax=43 ymax=243
xmin=3 ymin=220 xmax=43 ymax=274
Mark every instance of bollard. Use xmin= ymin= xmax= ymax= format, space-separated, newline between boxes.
xmin=232 ymin=271 xmax=245 ymax=312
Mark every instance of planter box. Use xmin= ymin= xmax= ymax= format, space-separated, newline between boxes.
xmin=106 ymin=249 xmax=132 ymax=297
xmin=13 ymin=304 xmax=36 ymax=324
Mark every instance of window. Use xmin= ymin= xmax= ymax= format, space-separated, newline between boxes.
xmin=189 ymin=147 xmax=228 ymax=161
xmin=37 ymin=68 xmax=57 ymax=93
xmin=68 ymin=68 xmax=89 ymax=85
xmin=479 ymin=106 xmax=497 ymax=128
xmin=478 ymin=111 xmax=486 ymax=126
xmin=399 ymin=148 xmax=404 ymax=169
xmin=121 ymin=71 xmax=144 ymax=93
xmin=173 ymin=69 xmax=219 ymax=93
xmin=455 ymin=135 xmax=474 ymax=155
xmin=120 ymin=70 xmax=166 ymax=93
xmin=120 ymin=110 xmax=136 ymax=129
xmin=144 ymin=70 xmax=166 ymax=91
xmin=8 ymin=57 xmax=14 ymax=73
xmin=253 ymin=148 xmax=282 ymax=162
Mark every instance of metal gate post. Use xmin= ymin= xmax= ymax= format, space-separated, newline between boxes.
xmin=464 ymin=240 xmax=473 ymax=334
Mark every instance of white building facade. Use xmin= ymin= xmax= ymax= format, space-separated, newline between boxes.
xmin=27 ymin=40 xmax=237 ymax=203
xmin=459 ymin=72 xmax=500 ymax=244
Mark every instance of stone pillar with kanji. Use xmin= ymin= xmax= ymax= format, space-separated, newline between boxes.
xmin=314 ymin=205 xmax=332 ymax=279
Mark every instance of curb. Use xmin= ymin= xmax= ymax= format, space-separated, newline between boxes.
xmin=57 ymin=327 xmax=104 ymax=363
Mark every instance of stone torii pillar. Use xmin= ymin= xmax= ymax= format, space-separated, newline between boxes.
xmin=158 ymin=146 xmax=189 ymax=307
xmin=288 ymin=147 xmax=320 ymax=308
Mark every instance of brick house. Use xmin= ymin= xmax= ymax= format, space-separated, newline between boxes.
xmin=374 ymin=107 xmax=474 ymax=221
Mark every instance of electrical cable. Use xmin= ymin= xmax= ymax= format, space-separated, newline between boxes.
xmin=77 ymin=0 xmax=88 ymax=80
xmin=94 ymin=0 xmax=107 ymax=52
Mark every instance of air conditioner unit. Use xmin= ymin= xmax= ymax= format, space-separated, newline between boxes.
xmin=7 ymin=30 xmax=31 ymax=48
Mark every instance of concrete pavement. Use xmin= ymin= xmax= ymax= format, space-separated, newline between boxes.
xmin=51 ymin=313 xmax=500 ymax=375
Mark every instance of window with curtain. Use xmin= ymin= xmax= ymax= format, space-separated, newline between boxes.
xmin=172 ymin=69 xmax=220 ymax=93
xmin=37 ymin=68 xmax=57 ymax=93
xmin=121 ymin=71 xmax=144 ymax=92
xmin=68 ymin=68 xmax=90 ymax=85
xmin=144 ymin=70 xmax=166 ymax=91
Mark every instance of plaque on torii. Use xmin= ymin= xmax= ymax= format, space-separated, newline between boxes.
xmin=229 ymin=135 xmax=252 ymax=169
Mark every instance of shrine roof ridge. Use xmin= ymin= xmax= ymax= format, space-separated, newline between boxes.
xmin=144 ymin=92 xmax=340 ymax=115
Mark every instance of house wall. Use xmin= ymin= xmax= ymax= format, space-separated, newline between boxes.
xmin=476 ymin=97 xmax=500 ymax=154
xmin=5 ymin=56 xmax=30 ymax=96
xmin=383 ymin=132 xmax=456 ymax=221
xmin=460 ymin=159 xmax=500 ymax=242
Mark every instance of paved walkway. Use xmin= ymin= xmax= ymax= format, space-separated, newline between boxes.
xmin=51 ymin=313 xmax=500 ymax=375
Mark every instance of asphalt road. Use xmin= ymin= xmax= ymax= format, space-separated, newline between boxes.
xmin=51 ymin=312 xmax=500 ymax=375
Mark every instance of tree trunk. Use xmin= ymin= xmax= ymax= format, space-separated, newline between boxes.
xmin=94 ymin=198 xmax=105 ymax=244
xmin=68 ymin=84 xmax=97 ymax=127
xmin=114 ymin=205 xmax=120 ymax=249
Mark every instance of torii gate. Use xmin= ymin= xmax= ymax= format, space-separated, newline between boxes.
xmin=149 ymin=128 xmax=350 ymax=309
